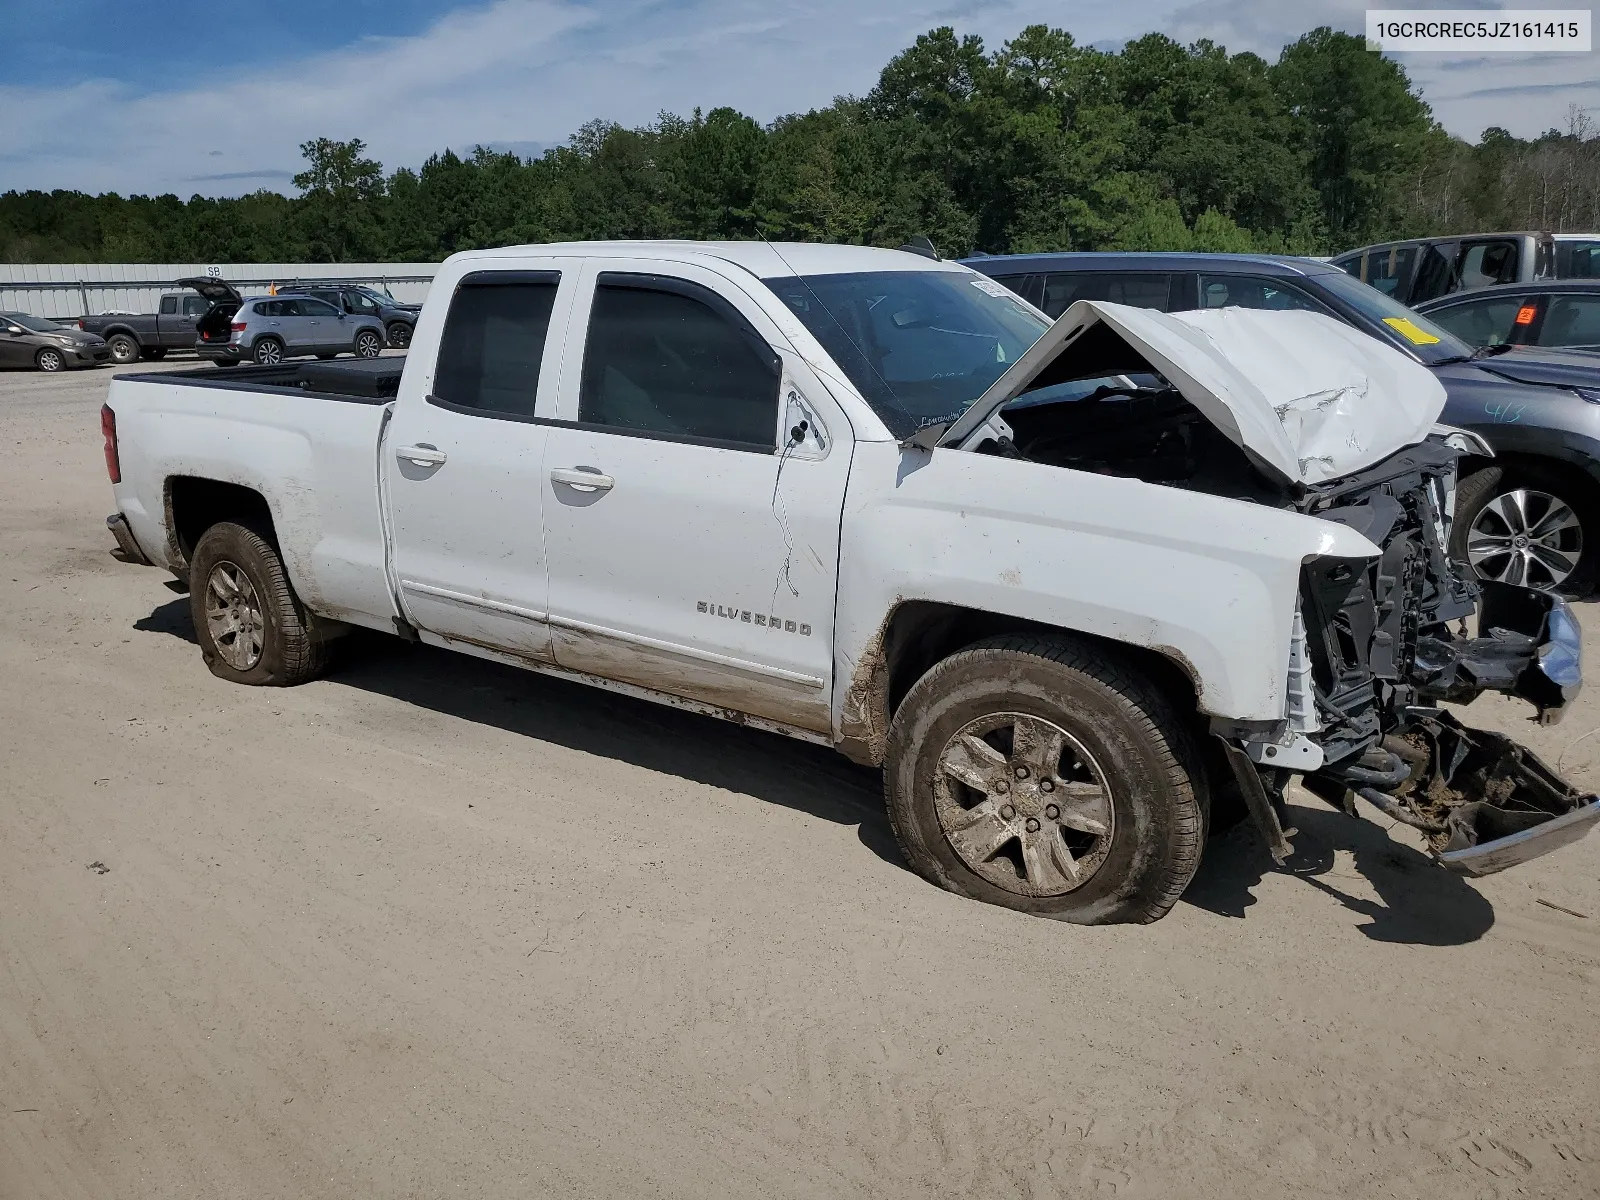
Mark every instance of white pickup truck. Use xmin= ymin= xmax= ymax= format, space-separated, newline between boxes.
xmin=102 ymin=240 xmax=1599 ymax=924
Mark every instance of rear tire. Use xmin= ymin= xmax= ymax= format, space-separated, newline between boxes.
xmin=107 ymin=334 xmax=139 ymax=365
xmin=253 ymin=337 xmax=284 ymax=366
xmin=188 ymin=522 xmax=330 ymax=686
xmin=884 ymin=635 xmax=1206 ymax=924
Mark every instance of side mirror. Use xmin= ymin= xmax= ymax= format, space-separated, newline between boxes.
xmin=337 ymin=312 xmax=347 ymax=320
xmin=6 ymin=326 xmax=23 ymax=336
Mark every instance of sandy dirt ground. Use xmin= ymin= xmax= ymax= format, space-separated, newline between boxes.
xmin=2 ymin=359 xmax=1598 ymax=1200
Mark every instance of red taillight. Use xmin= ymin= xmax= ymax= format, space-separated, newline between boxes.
xmin=231 ymin=322 xmax=247 ymax=332
xmin=101 ymin=404 xmax=120 ymax=484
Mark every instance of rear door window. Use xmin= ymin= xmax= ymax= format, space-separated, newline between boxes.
xmin=1424 ymin=295 xmax=1529 ymax=347
xmin=432 ymin=274 xmax=560 ymax=420
xmin=1039 ymin=272 xmax=1174 ymax=318
xmin=159 ymin=296 xmax=178 ymax=315
xmin=182 ymin=296 xmax=208 ymax=317
xmin=1534 ymin=294 xmax=1600 ymax=349
xmin=1556 ymin=242 xmax=1600 ymax=279
xmin=1457 ymin=240 xmax=1521 ymax=289
xmin=1198 ymin=276 xmax=1331 ymax=313
xmin=578 ymin=276 xmax=779 ymax=450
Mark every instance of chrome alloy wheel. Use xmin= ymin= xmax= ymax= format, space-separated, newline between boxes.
xmin=254 ymin=339 xmax=282 ymax=365
xmin=933 ymin=712 xmax=1115 ymax=896
xmin=36 ymin=348 xmax=65 ymax=372
xmin=1467 ymin=488 xmax=1582 ymax=590
xmin=205 ymin=560 xmax=265 ymax=671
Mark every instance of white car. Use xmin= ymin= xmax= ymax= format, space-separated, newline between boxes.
xmin=101 ymin=240 xmax=1598 ymax=924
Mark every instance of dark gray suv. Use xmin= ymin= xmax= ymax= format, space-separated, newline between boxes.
xmin=965 ymin=251 xmax=1600 ymax=595
xmin=291 ymin=282 xmax=420 ymax=348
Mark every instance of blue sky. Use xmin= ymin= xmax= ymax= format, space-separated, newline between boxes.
xmin=3 ymin=0 xmax=1596 ymax=196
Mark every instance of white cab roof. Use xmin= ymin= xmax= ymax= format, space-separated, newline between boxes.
xmin=444 ymin=240 xmax=966 ymax=279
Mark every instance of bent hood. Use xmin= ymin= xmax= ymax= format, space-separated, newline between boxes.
xmin=940 ymin=300 xmax=1448 ymax=487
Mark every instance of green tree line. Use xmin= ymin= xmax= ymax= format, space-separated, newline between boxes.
xmin=4 ymin=24 xmax=1597 ymax=266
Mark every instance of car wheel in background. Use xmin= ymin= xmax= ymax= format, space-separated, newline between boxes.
xmin=316 ymin=353 xmax=338 ymax=360
xmin=140 ymin=347 xmax=167 ymax=361
xmin=355 ymin=330 xmax=382 ymax=358
xmin=387 ymin=322 xmax=412 ymax=349
xmin=883 ymin=634 xmax=1206 ymax=925
xmin=188 ymin=522 xmax=330 ymax=686
xmin=1453 ymin=463 xmax=1598 ymax=594
xmin=35 ymin=347 xmax=66 ymax=372
xmin=253 ymin=337 xmax=284 ymax=365
xmin=107 ymin=334 xmax=139 ymax=365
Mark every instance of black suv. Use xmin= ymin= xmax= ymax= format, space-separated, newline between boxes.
xmin=289 ymin=282 xmax=420 ymax=349
xmin=964 ymin=251 xmax=1600 ymax=595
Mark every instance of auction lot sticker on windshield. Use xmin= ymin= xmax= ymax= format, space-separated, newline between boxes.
xmin=1383 ymin=316 xmax=1442 ymax=345
xmin=1365 ymin=10 xmax=1590 ymax=52
xmin=969 ymin=278 xmax=1011 ymax=298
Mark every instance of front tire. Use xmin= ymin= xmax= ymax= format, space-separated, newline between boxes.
xmin=1453 ymin=463 xmax=1597 ymax=594
xmin=188 ymin=522 xmax=330 ymax=686
xmin=387 ymin=322 xmax=412 ymax=349
xmin=35 ymin=347 xmax=66 ymax=372
xmin=884 ymin=635 xmax=1205 ymax=925
xmin=107 ymin=334 xmax=139 ymax=365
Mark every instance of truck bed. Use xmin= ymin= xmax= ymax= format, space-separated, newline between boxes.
xmin=117 ymin=355 xmax=406 ymax=403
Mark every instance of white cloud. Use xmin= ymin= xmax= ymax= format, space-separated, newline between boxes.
xmin=3 ymin=0 xmax=1596 ymax=195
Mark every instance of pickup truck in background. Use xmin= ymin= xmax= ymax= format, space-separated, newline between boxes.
xmin=101 ymin=241 xmax=1600 ymax=925
xmin=78 ymin=277 xmax=244 ymax=365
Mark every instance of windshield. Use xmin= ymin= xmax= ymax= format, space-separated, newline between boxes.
xmin=356 ymin=286 xmax=397 ymax=306
xmin=5 ymin=313 xmax=66 ymax=332
xmin=762 ymin=270 xmax=1049 ymax=436
xmin=1313 ymin=269 xmax=1473 ymax=364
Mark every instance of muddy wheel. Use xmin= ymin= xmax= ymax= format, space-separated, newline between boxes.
xmin=1453 ymin=463 xmax=1597 ymax=594
xmin=188 ymin=522 xmax=329 ymax=686
xmin=107 ymin=334 xmax=139 ymax=365
xmin=884 ymin=635 xmax=1206 ymax=924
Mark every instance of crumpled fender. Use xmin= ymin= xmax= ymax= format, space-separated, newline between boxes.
xmin=832 ymin=442 xmax=1380 ymax=741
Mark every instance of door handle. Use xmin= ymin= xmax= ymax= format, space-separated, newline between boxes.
xmin=550 ymin=466 xmax=614 ymax=492
xmin=397 ymin=444 xmax=448 ymax=467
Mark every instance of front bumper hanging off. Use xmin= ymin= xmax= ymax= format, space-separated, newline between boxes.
xmin=1297 ymin=586 xmax=1597 ymax=876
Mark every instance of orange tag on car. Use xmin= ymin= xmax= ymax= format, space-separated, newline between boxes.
xmin=1515 ymin=304 xmax=1537 ymax=325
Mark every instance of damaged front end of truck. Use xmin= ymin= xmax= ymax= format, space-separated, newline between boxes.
xmin=937 ymin=298 xmax=1600 ymax=875
xmin=1245 ymin=437 xmax=1593 ymax=873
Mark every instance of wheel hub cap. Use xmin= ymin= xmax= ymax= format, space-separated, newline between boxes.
xmin=1467 ymin=488 xmax=1582 ymax=590
xmin=932 ymin=712 xmax=1114 ymax=897
xmin=204 ymin=561 xmax=264 ymax=670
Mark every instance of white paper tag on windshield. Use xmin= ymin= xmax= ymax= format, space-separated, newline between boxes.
xmin=969 ymin=278 xmax=1010 ymax=298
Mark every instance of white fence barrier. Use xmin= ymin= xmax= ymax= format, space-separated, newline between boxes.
xmin=0 ymin=262 xmax=440 ymax=320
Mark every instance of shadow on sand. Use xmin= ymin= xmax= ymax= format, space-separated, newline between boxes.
xmin=137 ymin=597 xmax=1495 ymax=945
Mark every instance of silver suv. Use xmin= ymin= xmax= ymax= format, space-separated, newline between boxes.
xmin=196 ymin=293 xmax=386 ymax=366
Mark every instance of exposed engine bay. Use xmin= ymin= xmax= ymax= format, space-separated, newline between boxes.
xmin=977 ymin=373 xmax=1597 ymax=874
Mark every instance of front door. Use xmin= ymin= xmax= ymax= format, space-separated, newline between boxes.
xmin=540 ymin=260 xmax=851 ymax=732
xmin=384 ymin=261 xmax=577 ymax=661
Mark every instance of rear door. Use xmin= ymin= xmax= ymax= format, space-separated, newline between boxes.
xmin=1531 ymin=292 xmax=1600 ymax=351
xmin=538 ymin=259 xmax=851 ymax=732
xmin=384 ymin=259 xmax=576 ymax=660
